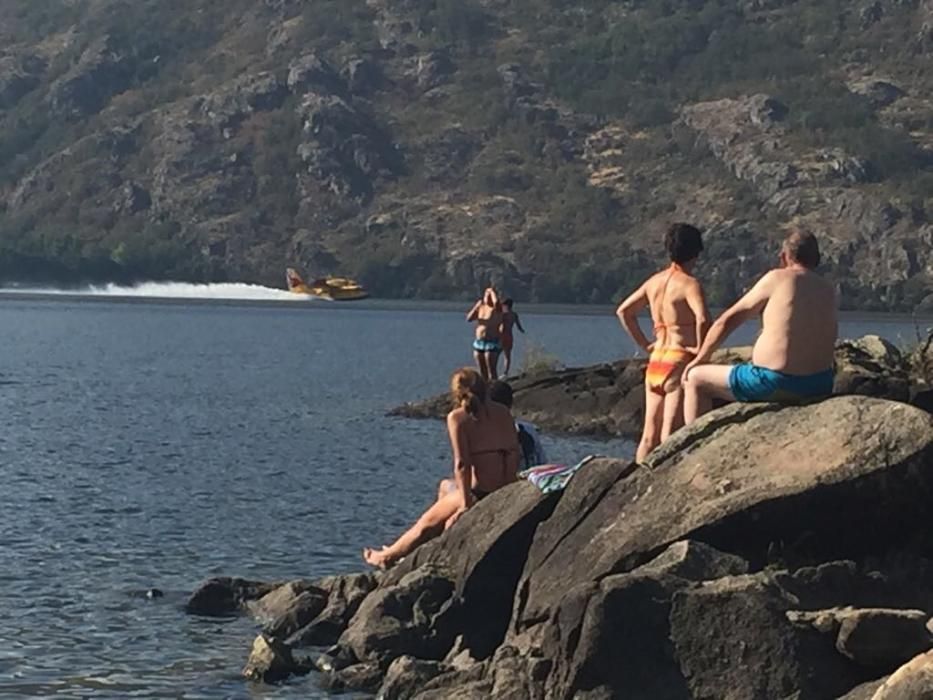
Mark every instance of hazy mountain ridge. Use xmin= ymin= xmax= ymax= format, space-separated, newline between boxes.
xmin=1 ymin=0 xmax=932 ymax=308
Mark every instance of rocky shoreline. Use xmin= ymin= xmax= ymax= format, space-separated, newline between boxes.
xmin=390 ymin=334 xmax=928 ymax=437
xmin=185 ymin=335 xmax=933 ymax=698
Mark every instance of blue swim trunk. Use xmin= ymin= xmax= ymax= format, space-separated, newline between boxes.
xmin=473 ymin=338 xmax=501 ymax=353
xmin=728 ymin=363 xmax=834 ymax=403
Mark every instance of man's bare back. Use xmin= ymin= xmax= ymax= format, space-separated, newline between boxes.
xmin=682 ymin=229 xmax=838 ymax=424
xmin=752 ymin=268 xmax=837 ymax=374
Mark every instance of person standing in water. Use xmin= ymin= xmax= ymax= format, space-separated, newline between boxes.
xmin=682 ymin=229 xmax=837 ymax=423
xmin=467 ymin=286 xmax=504 ymax=380
xmin=499 ymin=299 xmax=525 ymax=377
xmin=616 ymin=223 xmax=709 ymax=463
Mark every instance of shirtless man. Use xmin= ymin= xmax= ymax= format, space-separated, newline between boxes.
xmin=467 ymin=287 xmax=504 ymax=380
xmin=683 ymin=229 xmax=837 ymax=424
xmin=617 ymin=223 xmax=709 ymax=462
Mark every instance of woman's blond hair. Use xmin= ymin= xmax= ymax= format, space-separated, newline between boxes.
xmin=450 ymin=367 xmax=487 ymax=418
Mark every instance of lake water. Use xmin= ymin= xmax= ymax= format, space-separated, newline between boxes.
xmin=0 ymin=296 xmax=928 ymax=698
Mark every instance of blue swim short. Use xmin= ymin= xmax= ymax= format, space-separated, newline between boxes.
xmin=728 ymin=363 xmax=834 ymax=403
xmin=473 ymin=338 xmax=502 ymax=353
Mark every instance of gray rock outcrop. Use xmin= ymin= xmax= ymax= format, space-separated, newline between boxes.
xmin=392 ymin=336 xmax=926 ymax=437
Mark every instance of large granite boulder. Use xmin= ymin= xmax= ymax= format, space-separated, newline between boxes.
xmin=287 ymin=572 xmax=378 ymax=647
xmin=872 ymin=649 xmax=933 ymax=698
xmin=512 ymin=397 xmax=933 ymax=632
xmin=340 ymin=481 xmax=559 ymax=665
xmin=224 ymin=395 xmax=933 ymax=693
xmin=835 ymin=335 xmax=910 ymax=401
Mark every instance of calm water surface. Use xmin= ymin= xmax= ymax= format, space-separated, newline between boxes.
xmin=0 ymin=298 xmax=925 ymax=698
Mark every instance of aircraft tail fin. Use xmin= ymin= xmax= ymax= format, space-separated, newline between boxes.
xmin=286 ymin=268 xmax=312 ymax=294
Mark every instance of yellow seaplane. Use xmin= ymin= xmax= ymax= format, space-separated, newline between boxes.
xmin=285 ymin=268 xmax=369 ymax=301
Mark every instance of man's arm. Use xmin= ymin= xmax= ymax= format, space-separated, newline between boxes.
xmin=690 ymin=272 xmax=775 ymax=365
xmin=616 ymin=283 xmax=652 ymax=352
xmin=466 ymin=299 xmax=482 ymax=321
xmin=447 ymin=412 xmax=474 ymax=510
xmin=515 ymin=313 xmax=525 ymax=333
xmin=685 ymin=280 xmax=710 ymax=354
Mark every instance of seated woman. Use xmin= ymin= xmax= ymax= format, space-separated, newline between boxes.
xmin=363 ymin=368 xmax=520 ymax=569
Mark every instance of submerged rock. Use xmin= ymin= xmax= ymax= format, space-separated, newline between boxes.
xmin=185 ymin=577 xmax=280 ymax=616
xmin=249 ymin=580 xmax=329 ymax=640
xmin=242 ymin=633 xmax=311 ymax=683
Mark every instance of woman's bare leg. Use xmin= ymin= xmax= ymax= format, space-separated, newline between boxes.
xmin=363 ymin=491 xmax=461 ymax=569
xmin=474 ymin=350 xmax=489 ymax=380
xmin=684 ymin=365 xmax=734 ymax=425
xmin=637 ymin=383 xmax=665 ymax=463
xmin=660 ymin=386 xmax=685 ymax=443
xmin=485 ymin=351 xmax=500 ymax=380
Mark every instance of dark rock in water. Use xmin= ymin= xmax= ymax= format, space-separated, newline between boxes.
xmin=314 ymin=644 xmax=355 ymax=673
xmin=339 ymin=567 xmax=457 ymax=665
xmin=146 ymin=588 xmax=164 ymax=599
xmin=185 ymin=577 xmax=280 ymax=616
xmin=319 ymin=661 xmax=384 ymax=693
xmin=250 ymin=582 xmax=329 ymax=640
xmin=872 ymin=650 xmax=933 ymax=698
xmin=242 ymin=634 xmax=311 ymax=683
xmin=287 ymin=572 xmax=378 ymax=648
xmin=512 ymin=397 xmax=933 ymax=633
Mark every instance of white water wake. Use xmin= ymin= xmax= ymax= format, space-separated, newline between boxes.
xmin=3 ymin=281 xmax=307 ymax=302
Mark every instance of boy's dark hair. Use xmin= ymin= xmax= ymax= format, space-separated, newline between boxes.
xmin=503 ymin=298 xmax=514 ymax=309
xmin=488 ymin=380 xmax=514 ymax=407
xmin=665 ymin=223 xmax=703 ymax=264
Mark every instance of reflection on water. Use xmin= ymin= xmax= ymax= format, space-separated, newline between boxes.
xmin=0 ymin=298 xmax=921 ymax=697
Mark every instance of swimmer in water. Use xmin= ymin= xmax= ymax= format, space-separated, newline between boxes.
xmin=467 ymin=286 xmax=504 ymax=381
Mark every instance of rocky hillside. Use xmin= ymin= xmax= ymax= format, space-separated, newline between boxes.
xmin=1 ymin=0 xmax=932 ymax=308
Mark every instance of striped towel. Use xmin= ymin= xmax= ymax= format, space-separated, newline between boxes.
xmin=519 ymin=455 xmax=601 ymax=494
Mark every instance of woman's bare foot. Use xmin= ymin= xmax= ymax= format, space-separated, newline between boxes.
xmin=362 ymin=546 xmax=393 ymax=569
